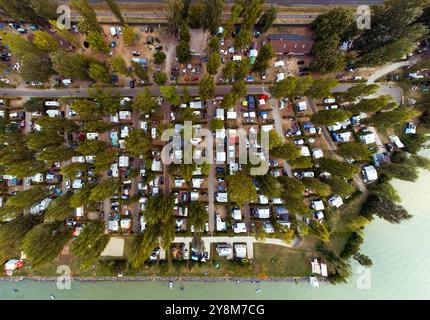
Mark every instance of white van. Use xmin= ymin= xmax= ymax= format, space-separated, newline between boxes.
xmin=45 ymin=101 xmax=60 ymax=107
xmin=110 ymin=26 xmax=117 ymax=36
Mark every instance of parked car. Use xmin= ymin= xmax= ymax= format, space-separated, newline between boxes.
xmin=130 ymin=80 xmax=135 ymax=88
xmin=216 ymin=167 xmax=225 ymax=174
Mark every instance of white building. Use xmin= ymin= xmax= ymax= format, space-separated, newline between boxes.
xmin=312 ymin=148 xmax=324 ymax=159
xmin=362 ymin=165 xmax=378 ymax=182
xmin=328 ymin=195 xmax=344 ymax=208
xmin=233 ymin=223 xmax=247 ymax=233
xmin=360 ymin=132 xmax=376 ymax=144
xmin=311 ymin=199 xmax=325 ymax=211
xmin=119 ymin=155 xmax=129 ymax=168
xmin=234 ymin=244 xmax=247 ymax=259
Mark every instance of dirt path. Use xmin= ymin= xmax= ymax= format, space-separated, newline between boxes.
xmin=161 ymin=34 xmax=178 ymax=83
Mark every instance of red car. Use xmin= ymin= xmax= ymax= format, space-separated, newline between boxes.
xmin=191 ymin=76 xmax=199 ymax=81
xmin=258 ymin=94 xmax=269 ymax=100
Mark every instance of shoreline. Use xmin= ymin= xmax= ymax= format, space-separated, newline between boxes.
xmin=0 ymin=275 xmax=329 ymax=284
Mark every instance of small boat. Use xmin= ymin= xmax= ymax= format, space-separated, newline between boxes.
xmin=169 ymin=281 xmax=174 ymax=289
xmin=49 ymin=295 xmax=56 ymax=300
xmin=11 ymin=289 xmax=18 ymax=293
xmin=255 ymin=288 xmax=262 ymax=293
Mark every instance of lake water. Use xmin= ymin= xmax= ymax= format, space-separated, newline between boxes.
xmin=1 ymin=151 xmax=430 ymax=300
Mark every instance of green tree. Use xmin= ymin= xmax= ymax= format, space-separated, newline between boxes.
xmin=170 ymin=163 xmax=196 ymax=182
xmin=199 ymin=75 xmax=215 ymax=100
xmin=338 ymin=142 xmax=371 ymax=161
xmin=255 ymin=173 xmax=282 ymax=198
xmin=0 ymin=215 xmax=36 ymax=261
xmin=153 ymin=71 xmax=168 ymax=85
xmin=256 ymin=6 xmax=277 ymax=34
xmin=188 ymin=202 xmax=207 ymax=233
xmin=5 ymin=186 xmax=49 ymax=211
xmin=165 ymin=0 xmax=185 ymax=34
xmin=379 ymin=162 xmax=419 ymax=182
xmin=89 ymin=179 xmax=120 ymax=201
xmin=210 ymin=118 xmax=224 ymax=131
xmin=252 ymin=43 xmax=275 ymax=72
xmin=22 ymin=222 xmax=70 ymax=267
xmin=203 ymin=0 xmax=225 ymax=34
xmin=349 ymin=96 xmax=393 ymax=114
xmin=37 ymin=146 xmax=76 ymax=165
xmin=105 ymin=0 xmax=124 ymax=24
xmin=337 ymin=84 xmax=379 ymax=104
xmin=123 ymin=26 xmax=137 ymax=46
xmin=188 ymin=0 xmax=205 ymax=28
xmin=308 ymin=220 xmax=330 ymax=242
xmin=208 ymin=36 xmax=220 ymax=54
xmin=354 ymin=253 xmax=373 ymax=267
xmin=303 ymin=178 xmax=332 ymax=197
xmin=133 ymin=89 xmax=158 ymax=114
xmin=32 ymin=30 xmax=58 ymax=51
xmin=363 ymin=108 xmax=410 ymax=130
xmin=318 ymin=158 xmax=358 ymax=179
xmin=88 ymin=63 xmax=111 ymax=83
xmin=110 ymin=56 xmax=130 ymax=76
xmin=160 ymin=86 xmax=181 ymax=105
xmin=51 ymin=51 xmax=93 ymax=80
xmin=125 ymin=129 xmax=152 ymax=157
xmin=361 ymin=194 xmax=412 ymax=224
xmin=131 ymin=61 xmax=149 ymax=82
xmin=72 ymin=219 xmax=110 ymax=268
xmin=45 ymin=192 xmax=75 ymax=222
xmin=129 ymin=192 xmax=175 ymax=269
xmin=153 ymin=50 xmax=167 ymax=65
xmin=182 ymin=87 xmax=192 ymax=103
xmin=87 ymin=31 xmax=110 ymax=53
xmin=226 ymin=171 xmax=257 ymax=206
xmin=207 ymin=52 xmax=221 ymax=75
xmin=76 ymin=140 xmax=108 ymax=156
xmin=278 ymin=176 xmax=305 ymax=197
xmin=325 ymin=176 xmax=354 ymax=198
xmin=176 ymin=40 xmax=191 ymax=64
xmin=306 ymin=78 xmax=338 ymax=99
xmin=20 ymin=52 xmax=54 ymax=83
xmin=69 ymin=184 xmax=95 ymax=208
xmin=71 ymin=0 xmax=101 ymax=34
xmin=271 ymin=143 xmax=301 ymax=161
xmin=310 ymin=109 xmax=352 ymax=126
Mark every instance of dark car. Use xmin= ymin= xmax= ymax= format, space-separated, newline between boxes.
xmin=299 ymin=67 xmax=309 ymax=72
xmin=130 ymin=80 xmax=135 ymax=88
xmin=216 ymin=167 xmax=225 ymax=174
xmin=159 ymin=176 xmax=164 ymax=185
xmin=149 ymin=25 xmax=154 ymax=33
xmin=297 ymin=60 xmax=305 ymax=65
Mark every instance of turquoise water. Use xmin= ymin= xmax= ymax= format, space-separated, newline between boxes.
xmin=1 ymin=152 xmax=430 ymax=300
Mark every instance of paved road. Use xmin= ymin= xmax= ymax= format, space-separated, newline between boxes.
xmin=0 ymin=85 xmax=266 ymax=98
xmin=270 ymin=98 xmax=293 ymax=177
xmin=333 ymin=83 xmax=404 ymax=105
xmin=206 ymin=99 xmax=215 ymax=234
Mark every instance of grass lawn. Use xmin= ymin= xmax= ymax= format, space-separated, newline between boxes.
xmin=253 ymin=244 xmax=313 ymax=277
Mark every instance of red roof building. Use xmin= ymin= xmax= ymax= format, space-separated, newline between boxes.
xmin=267 ymin=34 xmax=314 ymax=55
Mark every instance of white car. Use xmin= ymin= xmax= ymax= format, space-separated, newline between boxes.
xmin=279 ymin=100 xmax=285 ymax=109
xmin=294 ymin=139 xmax=305 ymax=145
